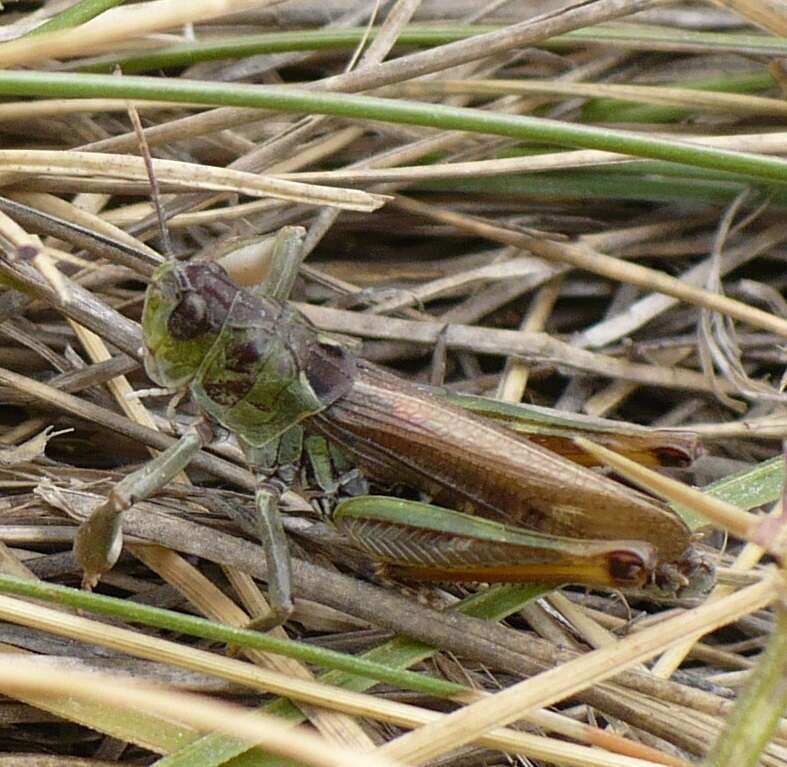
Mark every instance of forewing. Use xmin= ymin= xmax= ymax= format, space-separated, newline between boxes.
xmin=312 ymin=361 xmax=691 ymax=562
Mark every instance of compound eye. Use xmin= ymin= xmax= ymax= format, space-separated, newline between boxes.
xmin=168 ymin=292 xmax=210 ymax=340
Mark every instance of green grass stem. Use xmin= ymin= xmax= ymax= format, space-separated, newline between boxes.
xmin=0 ymin=71 xmax=784 ymax=184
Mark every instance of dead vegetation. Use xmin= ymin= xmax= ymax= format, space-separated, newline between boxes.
xmin=0 ymin=1 xmax=784 ymax=766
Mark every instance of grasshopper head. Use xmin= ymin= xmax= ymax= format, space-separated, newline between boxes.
xmin=142 ymin=261 xmax=238 ymax=389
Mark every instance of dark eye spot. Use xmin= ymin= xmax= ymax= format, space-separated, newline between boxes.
xmin=168 ymin=292 xmax=210 ymax=340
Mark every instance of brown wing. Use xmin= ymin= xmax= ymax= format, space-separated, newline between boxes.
xmin=310 ymin=361 xmax=691 ymax=564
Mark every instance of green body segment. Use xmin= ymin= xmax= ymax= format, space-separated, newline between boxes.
xmin=141 ymin=265 xmax=218 ymax=390
xmin=191 ymin=309 xmax=324 ymax=447
xmin=142 ymin=260 xmax=353 ymax=449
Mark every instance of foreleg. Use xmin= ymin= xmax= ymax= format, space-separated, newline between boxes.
xmin=74 ymin=424 xmax=208 ymax=588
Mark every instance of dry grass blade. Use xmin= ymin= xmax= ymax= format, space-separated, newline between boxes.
xmin=0 ymin=658 xmax=403 ymax=767
xmin=0 ymin=151 xmax=386 ymax=211
xmin=0 ymin=99 xmax=203 ymax=121
xmin=0 ymin=0 xmax=284 ymax=66
xmin=0 ymin=2 xmax=785 ymax=765
xmin=391 ymin=79 xmax=787 ymax=117
xmin=299 ymin=303 xmax=737 ymax=393
xmin=0 ymin=590 xmax=707 ymax=767
xmin=707 ymin=0 xmax=787 ymax=35
xmin=282 ymin=132 xmax=787 ymax=184
xmin=133 ymin=545 xmax=374 ymax=749
xmin=379 ymin=574 xmax=781 ymax=765
xmin=392 ymin=195 xmax=787 ymax=340
xmin=652 ymin=500 xmax=783 ymax=678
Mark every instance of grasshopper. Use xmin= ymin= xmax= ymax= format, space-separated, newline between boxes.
xmin=75 ymin=228 xmax=712 ymax=628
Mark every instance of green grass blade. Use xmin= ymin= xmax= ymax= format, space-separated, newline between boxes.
xmin=71 ymin=25 xmax=787 ymax=74
xmin=581 ymin=72 xmax=775 ymax=123
xmin=156 ymin=584 xmax=547 ymax=767
xmin=412 ymin=171 xmax=785 ymax=207
xmin=704 ymin=456 xmax=785 ymax=510
xmin=0 ymin=574 xmax=464 ymax=699
xmin=3 ymin=686 xmax=193 ymax=754
xmin=0 ymin=72 xmax=785 ymax=183
xmin=26 ymin=0 xmax=127 ymax=36
xmin=703 ymin=608 xmax=787 ymax=767
xmin=678 ymin=456 xmax=784 ymax=530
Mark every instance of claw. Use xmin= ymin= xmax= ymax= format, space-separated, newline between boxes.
xmin=73 ymin=500 xmax=124 ymax=590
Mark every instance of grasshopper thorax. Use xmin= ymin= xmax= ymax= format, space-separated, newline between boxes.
xmin=143 ymin=259 xmax=358 ymax=450
xmin=142 ymin=261 xmax=239 ymax=389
